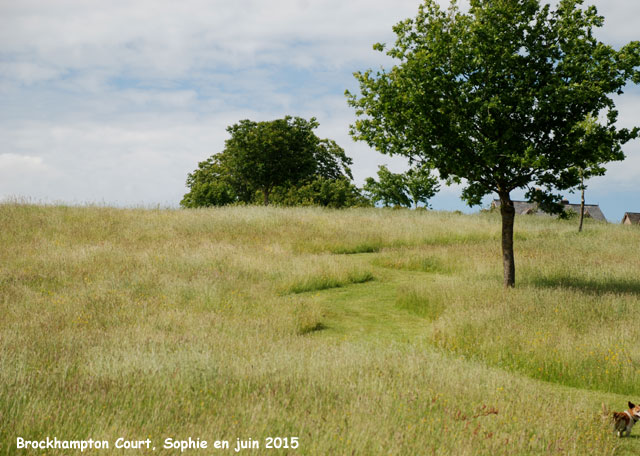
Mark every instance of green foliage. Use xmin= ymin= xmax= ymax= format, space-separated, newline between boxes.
xmin=363 ymin=165 xmax=410 ymax=207
xmin=270 ymin=177 xmax=370 ymax=209
xmin=180 ymin=156 xmax=238 ymax=208
xmin=224 ymin=116 xmax=319 ymax=205
xmin=347 ymin=0 xmax=640 ymax=286
xmin=561 ymin=207 xmax=579 ymax=220
xmin=313 ymin=139 xmax=354 ymax=181
xmin=363 ymin=164 xmax=439 ymax=208
xmin=347 ymin=0 xmax=640 ymax=204
xmin=182 ymin=117 xmax=363 ymax=208
xmin=405 ymin=163 xmax=440 ymax=209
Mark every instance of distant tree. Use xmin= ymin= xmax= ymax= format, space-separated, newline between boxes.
xmin=570 ymin=115 xmax=604 ymax=232
xmin=347 ymin=0 xmax=640 ymax=287
xmin=223 ymin=117 xmax=319 ymax=205
xmin=270 ymin=176 xmax=370 ymax=208
xmin=180 ymin=156 xmax=237 ymax=208
xmin=182 ymin=117 xmax=362 ymax=208
xmin=363 ymin=164 xmax=439 ymax=208
xmin=405 ymin=164 xmax=440 ymax=209
xmin=363 ymin=165 xmax=411 ymax=207
xmin=313 ymin=139 xmax=355 ymax=181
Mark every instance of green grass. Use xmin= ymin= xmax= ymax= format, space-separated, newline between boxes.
xmin=2 ymin=203 xmax=640 ymax=454
xmin=283 ymin=270 xmax=375 ymax=294
xmin=395 ymin=284 xmax=447 ymax=320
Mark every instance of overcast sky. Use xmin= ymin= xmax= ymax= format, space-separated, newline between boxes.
xmin=1 ymin=0 xmax=639 ymax=221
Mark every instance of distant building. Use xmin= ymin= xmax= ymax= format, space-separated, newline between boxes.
xmin=491 ymin=199 xmax=607 ymax=222
xmin=622 ymin=212 xmax=640 ymax=225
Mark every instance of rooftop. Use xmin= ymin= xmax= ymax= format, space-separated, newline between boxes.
xmin=491 ymin=199 xmax=606 ymax=222
xmin=622 ymin=212 xmax=640 ymax=224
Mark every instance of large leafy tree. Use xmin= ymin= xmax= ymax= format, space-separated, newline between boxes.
xmin=181 ymin=116 xmax=360 ymax=208
xmin=347 ymin=0 xmax=640 ymax=287
xmin=223 ymin=116 xmax=320 ymax=205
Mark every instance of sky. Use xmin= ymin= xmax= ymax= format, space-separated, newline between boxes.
xmin=1 ymin=0 xmax=639 ymax=221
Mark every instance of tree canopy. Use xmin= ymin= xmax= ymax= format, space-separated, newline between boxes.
xmin=181 ymin=116 xmax=363 ymax=208
xmin=347 ymin=0 xmax=640 ymax=287
xmin=363 ymin=165 xmax=411 ymax=208
xmin=223 ymin=116 xmax=321 ymax=206
xmin=363 ymin=164 xmax=439 ymax=208
xmin=405 ymin=164 xmax=440 ymax=209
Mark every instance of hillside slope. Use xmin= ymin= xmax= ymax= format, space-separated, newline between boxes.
xmin=2 ymin=204 xmax=640 ymax=455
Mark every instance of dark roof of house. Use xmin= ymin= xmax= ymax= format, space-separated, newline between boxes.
xmin=491 ymin=200 xmax=537 ymax=214
xmin=563 ymin=203 xmax=606 ymax=222
xmin=491 ymin=199 xmax=607 ymax=221
xmin=623 ymin=212 xmax=640 ymax=224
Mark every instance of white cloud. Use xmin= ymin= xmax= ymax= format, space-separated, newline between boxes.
xmin=592 ymin=2 xmax=640 ymax=46
xmin=0 ymin=153 xmax=60 ymax=201
xmin=0 ymin=0 xmax=423 ymax=84
xmin=0 ymin=61 xmax=60 ymax=85
xmin=0 ymin=153 xmax=46 ymax=169
xmin=0 ymin=0 xmax=638 ymax=217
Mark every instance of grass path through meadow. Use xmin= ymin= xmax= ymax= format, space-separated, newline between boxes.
xmin=3 ymin=204 xmax=640 ymax=454
xmin=306 ymin=251 xmax=640 ymax=455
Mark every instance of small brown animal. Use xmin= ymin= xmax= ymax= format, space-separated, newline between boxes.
xmin=613 ymin=401 xmax=640 ymax=437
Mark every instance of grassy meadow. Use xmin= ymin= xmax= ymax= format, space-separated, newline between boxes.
xmin=2 ymin=203 xmax=640 ymax=455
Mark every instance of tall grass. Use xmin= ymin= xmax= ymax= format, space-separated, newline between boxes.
xmin=1 ymin=203 xmax=640 ymax=454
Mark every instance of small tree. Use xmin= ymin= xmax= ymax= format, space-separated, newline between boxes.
xmin=347 ymin=0 xmax=640 ymax=287
xmin=364 ymin=164 xmax=439 ymax=208
xmin=570 ymin=115 xmax=604 ymax=232
xmin=363 ymin=165 xmax=411 ymax=207
xmin=405 ymin=164 xmax=440 ymax=209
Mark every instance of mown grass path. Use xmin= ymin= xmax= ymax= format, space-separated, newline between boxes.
xmin=313 ymin=271 xmax=431 ymax=343
xmin=307 ymin=250 xmax=640 ymax=455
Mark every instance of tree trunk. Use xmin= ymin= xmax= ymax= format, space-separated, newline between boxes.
xmin=499 ymin=191 xmax=516 ymax=288
xmin=263 ymin=188 xmax=270 ymax=206
xmin=578 ymin=174 xmax=585 ymax=233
